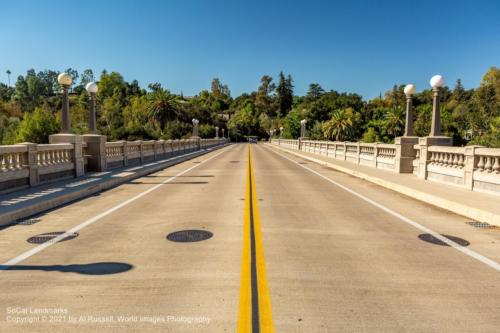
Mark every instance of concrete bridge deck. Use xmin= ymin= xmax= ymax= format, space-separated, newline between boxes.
xmin=0 ymin=143 xmax=499 ymax=332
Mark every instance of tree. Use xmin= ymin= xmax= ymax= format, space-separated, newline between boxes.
xmin=16 ymin=107 xmax=59 ymax=143
xmin=80 ymin=69 xmax=95 ymax=87
xmin=306 ymin=83 xmax=324 ymax=101
xmin=148 ymin=88 xmax=180 ymax=134
xmin=276 ymin=71 xmax=293 ymax=116
xmin=210 ymin=78 xmax=230 ymax=99
xmin=6 ymin=70 xmax=11 ymax=87
xmin=323 ymin=108 xmax=357 ymax=141
xmin=255 ymin=75 xmax=276 ymax=116
xmin=383 ymin=106 xmax=405 ymax=139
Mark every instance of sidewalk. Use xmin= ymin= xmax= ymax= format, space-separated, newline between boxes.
xmin=267 ymin=143 xmax=500 ymax=227
xmin=0 ymin=145 xmax=228 ymax=226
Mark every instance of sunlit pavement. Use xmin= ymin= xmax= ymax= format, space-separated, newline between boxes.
xmin=1 ymin=143 xmax=499 ymax=332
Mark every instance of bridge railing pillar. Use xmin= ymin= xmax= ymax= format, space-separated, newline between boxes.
xmin=372 ymin=143 xmax=378 ymax=168
xmin=394 ymin=136 xmax=419 ymax=173
xmin=20 ymin=142 xmax=39 ymax=186
xmin=83 ymin=134 xmax=107 ymax=172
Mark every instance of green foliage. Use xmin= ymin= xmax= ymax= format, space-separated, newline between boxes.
xmin=1 ymin=67 xmax=500 ymax=147
xmin=147 ymin=88 xmax=180 ymax=134
xmin=276 ymin=71 xmax=293 ymax=116
xmin=16 ymin=107 xmax=59 ymax=143
xmin=362 ymin=127 xmax=379 ymax=143
xmin=199 ymin=123 xmax=216 ymax=138
xmin=323 ymin=108 xmax=359 ymax=141
xmin=470 ymin=117 xmax=500 ymax=147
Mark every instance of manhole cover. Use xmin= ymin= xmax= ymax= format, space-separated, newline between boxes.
xmin=166 ymin=230 xmax=213 ymax=243
xmin=418 ymin=233 xmax=470 ymax=247
xmin=192 ymin=161 xmax=201 ymax=164
xmin=18 ymin=218 xmax=42 ymax=225
xmin=229 ymin=161 xmax=240 ymax=163
xmin=466 ymin=221 xmax=499 ymax=229
xmin=298 ymin=161 xmax=308 ymax=164
xmin=27 ymin=232 xmax=79 ymax=244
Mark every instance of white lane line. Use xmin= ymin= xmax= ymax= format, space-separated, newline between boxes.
xmin=0 ymin=145 xmax=233 ymax=270
xmin=265 ymin=146 xmax=500 ymax=273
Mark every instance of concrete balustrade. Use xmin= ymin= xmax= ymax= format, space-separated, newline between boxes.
xmin=0 ymin=136 xmax=227 ymax=194
xmin=271 ymin=138 xmax=500 ymax=196
xmin=293 ymin=139 xmax=398 ymax=171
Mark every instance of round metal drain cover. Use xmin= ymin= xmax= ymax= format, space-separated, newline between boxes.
xmin=418 ymin=233 xmax=470 ymax=247
xmin=298 ymin=161 xmax=308 ymax=164
xmin=229 ymin=161 xmax=240 ymax=163
xmin=167 ymin=230 xmax=213 ymax=243
xmin=27 ymin=232 xmax=79 ymax=244
xmin=18 ymin=218 xmax=42 ymax=225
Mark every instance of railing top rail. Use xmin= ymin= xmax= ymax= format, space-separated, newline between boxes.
xmin=474 ymin=147 xmax=500 ymax=156
xmin=377 ymin=143 xmax=397 ymax=149
xmin=428 ymin=146 xmax=465 ymax=153
xmin=0 ymin=145 xmax=28 ymax=153
xmin=37 ymin=143 xmax=74 ymax=151
xmin=106 ymin=141 xmax=125 ymax=147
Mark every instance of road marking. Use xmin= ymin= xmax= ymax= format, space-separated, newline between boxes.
xmin=266 ymin=145 xmax=500 ymax=273
xmin=238 ymin=145 xmax=274 ymax=333
xmin=0 ymin=145 xmax=233 ymax=270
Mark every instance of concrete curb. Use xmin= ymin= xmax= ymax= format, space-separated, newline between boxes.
xmin=266 ymin=144 xmax=500 ymax=227
xmin=0 ymin=144 xmax=231 ymax=226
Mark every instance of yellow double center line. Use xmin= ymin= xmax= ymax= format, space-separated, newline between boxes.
xmin=237 ymin=145 xmax=274 ymax=333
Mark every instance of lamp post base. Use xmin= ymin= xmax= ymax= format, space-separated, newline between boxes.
xmin=419 ymin=136 xmax=453 ymax=147
xmin=395 ymin=136 xmax=419 ymax=173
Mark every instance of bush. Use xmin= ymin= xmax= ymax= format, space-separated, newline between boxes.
xmin=16 ymin=108 xmax=59 ymax=143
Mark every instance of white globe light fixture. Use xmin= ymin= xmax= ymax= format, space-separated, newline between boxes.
xmin=403 ymin=84 xmax=416 ymax=96
xmin=430 ymin=75 xmax=444 ymax=88
xmin=57 ymin=72 xmax=73 ymax=86
xmin=85 ymin=82 xmax=98 ymax=94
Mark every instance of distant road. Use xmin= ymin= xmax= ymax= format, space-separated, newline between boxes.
xmin=1 ymin=143 xmax=499 ymax=332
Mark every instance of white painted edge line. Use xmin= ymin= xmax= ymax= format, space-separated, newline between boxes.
xmin=0 ymin=144 xmax=233 ymax=270
xmin=265 ymin=145 xmax=500 ymax=273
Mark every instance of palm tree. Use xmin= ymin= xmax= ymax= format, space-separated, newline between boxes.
xmin=323 ymin=108 xmax=354 ymax=141
xmin=384 ymin=106 xmax=405 ymax=138
xmin=6 ymin=70 xmax=11 ymax=86
xmin=148 ymin=89 xmax=180 ymax=134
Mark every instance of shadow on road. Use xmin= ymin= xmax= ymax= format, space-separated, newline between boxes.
xmin=0 ymin=262 xmax=133 ymax=275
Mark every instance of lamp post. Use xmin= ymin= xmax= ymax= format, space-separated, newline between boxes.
xmin=300 ymin=119 xmax=307 ymax=138
xmin=279 ymin=126 xmax=283 ymax=139
xmin=192 ymin=118 xmax=199 ymax=137
xmin=430 ymin=75 xmax=444 ymax=137
xmin=403 ymin=84 xmax=416 ymax=136
xmin=57 ymin=72 xmax=73 ymax=133
xmin=85 ymin=82 xmax=98 ymax=134
xmin=215 ymin=126 xmax=219 ymax=139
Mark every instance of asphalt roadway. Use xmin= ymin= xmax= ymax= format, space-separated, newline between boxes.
xmin=0 ymin=143 xmax=499 ymax=332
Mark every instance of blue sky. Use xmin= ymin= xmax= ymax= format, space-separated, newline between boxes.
xmin=1 ymin=0 xmax=499 ymax=99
